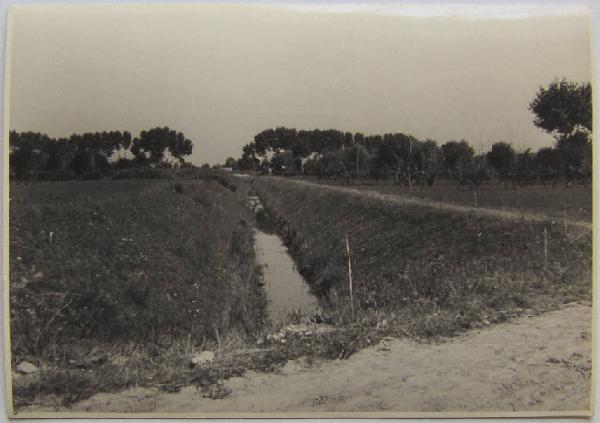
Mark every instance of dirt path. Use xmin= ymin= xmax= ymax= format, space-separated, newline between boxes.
xmin=23 ymin=302 xmax=592 ymax=415
xmin=288 ymin=179 xmax=592 ymax=232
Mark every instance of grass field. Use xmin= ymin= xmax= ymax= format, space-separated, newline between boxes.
xmin=311 ymin=178 xmax=592 ymax=222
xmin=256 ymin=177 xmax=592 ymax=337
xmin=9 ymin=178 xmax=267 ymax=408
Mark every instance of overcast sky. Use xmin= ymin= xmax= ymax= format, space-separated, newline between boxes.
xmin=8 ymin=3 xmax=591 ymax=165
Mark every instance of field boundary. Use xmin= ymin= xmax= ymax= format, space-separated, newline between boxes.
xmin=284 ymin=178 xmax=592 ymax=232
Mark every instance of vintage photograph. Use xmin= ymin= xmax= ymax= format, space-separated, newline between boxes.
xmin=5 ymin=2 xmax=593 ymax=417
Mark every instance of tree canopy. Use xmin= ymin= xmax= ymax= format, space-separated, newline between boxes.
xmin=10 ymin=127 xmax=194 ymax=180
xmin=486 ymin=142 xmax=515 ymax=175
xmin=441 ymin=140 xmax=474 ymax=176
xmin=529 ymin=78 xmax=592 ymax=141
xmin=132 ymin=127 xmax=193 ymax=164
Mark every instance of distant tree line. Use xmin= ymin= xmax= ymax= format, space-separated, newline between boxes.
xmin=10 ymin=127 xmax=193 ymax=181
xmin=229 ymin=78 xmax=591 ymax=188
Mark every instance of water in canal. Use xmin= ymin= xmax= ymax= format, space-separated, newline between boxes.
xmin=254 ymin=228 xmax=319 ymax=326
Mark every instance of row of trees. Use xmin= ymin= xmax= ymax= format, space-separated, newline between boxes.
xmin=10 ymin=127 xmax=193 ymax=180
xmin=235 ymin=130 xmax=442 ymax=180
xmin=231 ymin=129 xmax=585 ymax=184
xmin=229 ymin=79 xmax=591 ymax=186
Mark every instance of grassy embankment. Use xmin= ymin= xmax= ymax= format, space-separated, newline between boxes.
xmin=255 ymin=177 xmax=591 ymax=342
xmin=10 ymin=176 xmax=267 ymax=408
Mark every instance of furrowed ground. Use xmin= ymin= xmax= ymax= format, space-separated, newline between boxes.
xmin=9 ymin=178 xmax=267 ymax=409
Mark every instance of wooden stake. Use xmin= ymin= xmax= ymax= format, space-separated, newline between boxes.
xmin=345 ymin=234 xmax=355 ymax=322
xmin=563 ymin=210 xmax=568 ymax=235
xmin=543 ymin=228 xmax=548 ymax=269
xmin=213 ymin=324 xmax=221 ymax=350
xmin=473 ymin=190 xmax=478 ymax=207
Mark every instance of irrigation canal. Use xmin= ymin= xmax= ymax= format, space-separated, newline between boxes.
xmin=249 ymin=195 xmax=319 ymax=325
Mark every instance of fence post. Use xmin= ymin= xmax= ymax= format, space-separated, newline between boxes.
xmin=213 ymin=324 xmax=221 ymax=350
xmin=543 ymin=228 xmax=548 ymax=269
xmin=345 ymin=234 xmax=355 ymax=322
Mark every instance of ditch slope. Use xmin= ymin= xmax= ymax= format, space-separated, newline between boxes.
xmin=254 ymin=177 xmax=592 ymax=337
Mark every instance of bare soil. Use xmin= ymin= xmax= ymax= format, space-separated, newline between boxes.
xmin=20 ymin=301 xmax=592 ymax=415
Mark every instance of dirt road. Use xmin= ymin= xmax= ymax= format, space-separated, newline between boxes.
xmin=23 ymin=301 xmax=592 ymax=416
xmin=289 ymin=179 xmax=592 ymax=232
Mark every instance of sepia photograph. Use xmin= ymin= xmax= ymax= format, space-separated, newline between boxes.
xmin=4 ymin=2 xmax=594 ymax=418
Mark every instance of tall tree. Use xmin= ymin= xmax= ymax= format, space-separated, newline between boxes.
xmin=240 ymin=143 xmax=259 ymax=174
xmin=486 ymin=142 xmax=515 ymax=177
xmin=224 ymin=157 xmax=237 ymax=168
xmin=168 ymin=132 xmax=193 ymax=163
xmin=132 ymin=128 xmax=170 ymax=163
xmin=291 ymin=137 xmax=311 ymax=174
xmin=529 ymin=79 xmax=592 ymax=171
xmin=343 ymin=144 xmax=371 ymax=181
xmin=441 ymin=140 xmax=474 ymax=178
xmin=556 ymin=130 xmax=592 ymax=170
xmin=534 ymin=147 xmax=561 ymax=171
xmin=529 ymin=78 xmax=592 ymax=141
xmin=131 ymin=127 xmax=193 ymax=164
xmin=9 ymin=131 xmax=51 ymax=179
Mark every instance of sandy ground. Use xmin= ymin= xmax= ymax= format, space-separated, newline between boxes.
xmin=22 ymin=301 xmax=592 ymax=415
